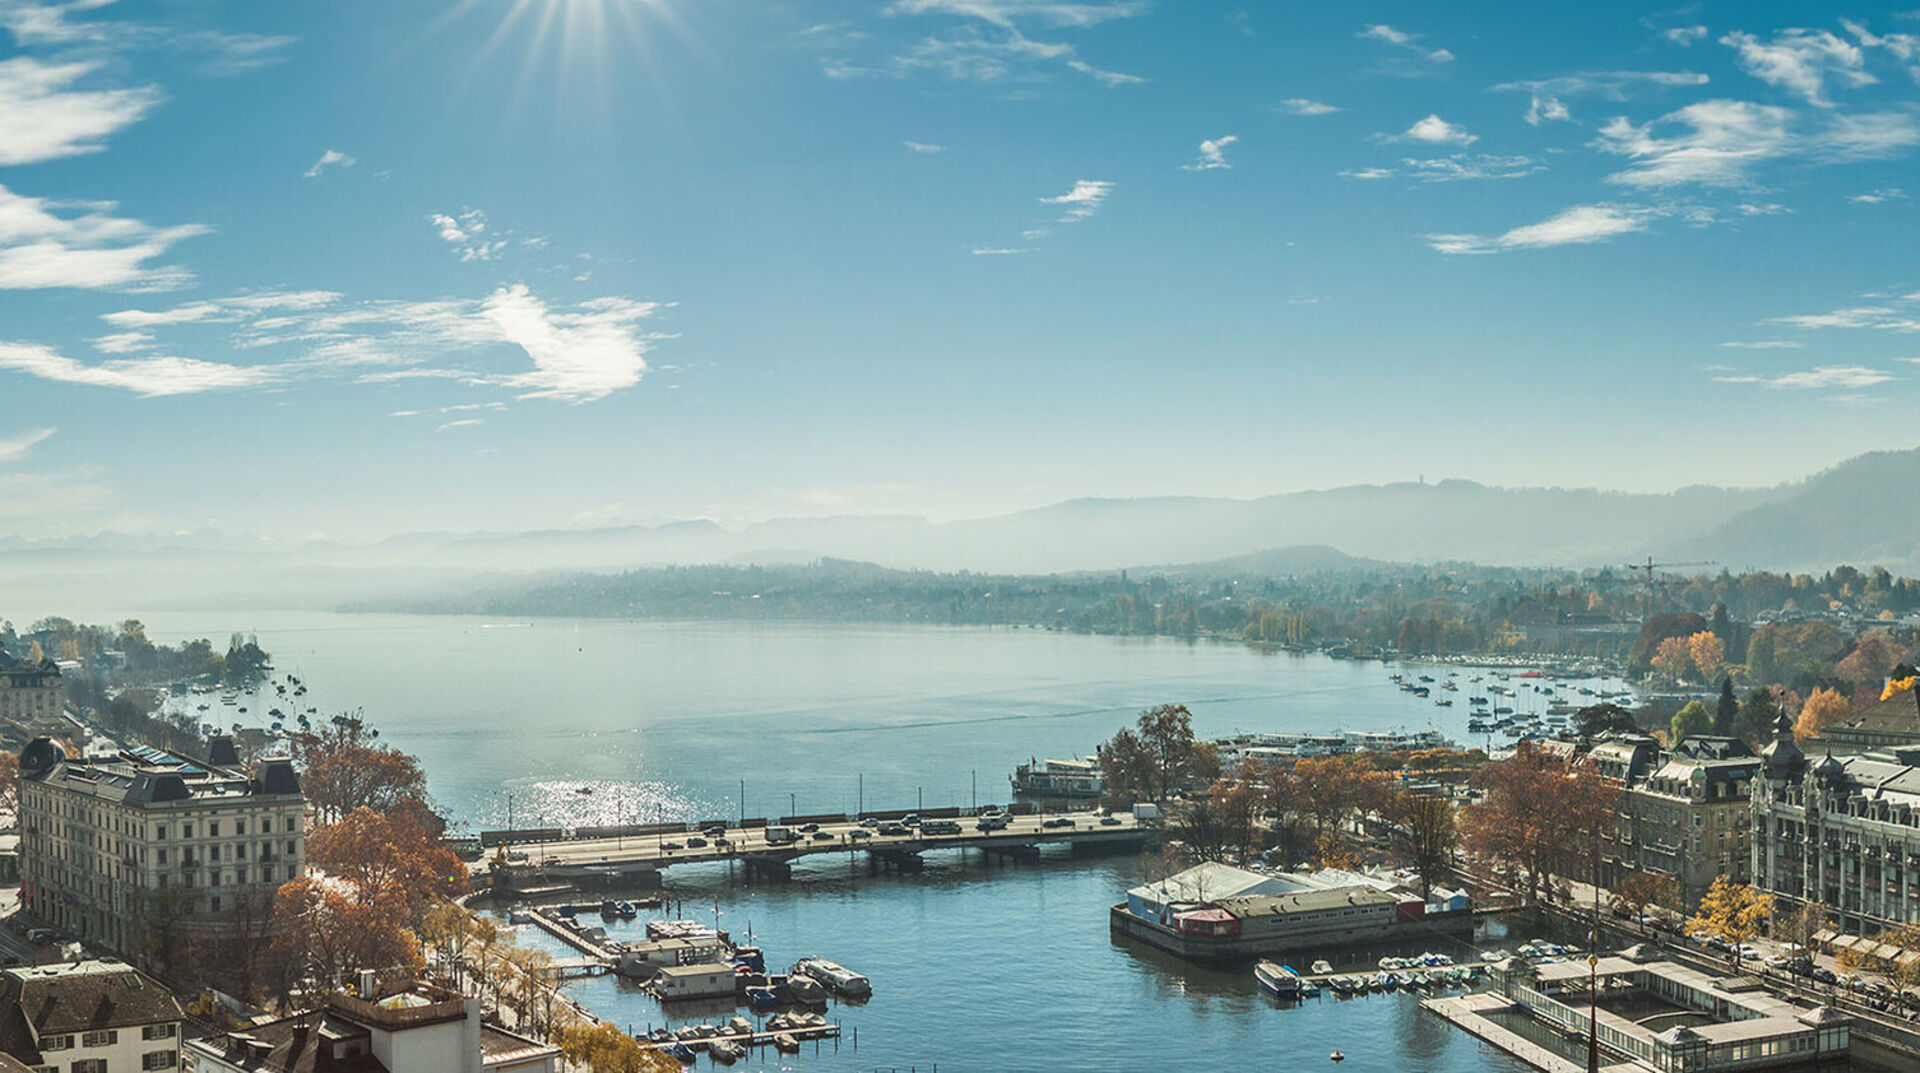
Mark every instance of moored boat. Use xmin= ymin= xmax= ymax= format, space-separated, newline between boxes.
xmin=1254 ymin=959 xmax=1301 ymax=998
xmin=794 ymin=956 xmax=872 ymax=997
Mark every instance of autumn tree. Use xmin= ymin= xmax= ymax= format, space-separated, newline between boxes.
xmin=269 ymin=876 xmax=423 ymax=999
xmin=1394 ymin=792 xmax=1458 ymax=897
xmin=1835 ymin=628 xmax=1905 ymax=689
xmin=298 ymin=714 xmax=432 ymax=824
xmin=556 ymin=1022 xmax=680 ymax=1073
xmin=1265 ymin=756 xmax=1395 ymax=849
xmin=1172 ymin=779 xmax=1262 ymax=864
xmin=1776 ymin=900 xmax=1831 ymax=955
xmin=306 ymin=800 xmax=469 ymax=925
xmin=1462 ymin=742 xmax=1618 ymax=904
xmin=1688 ymin=631 xmax=1725 ymax=682
xmin=1099 ymin=705 xmax=1218 ymax=802
xmin=1687 ymin=876 xmax=1774 ymax=968
xmin=1613 ymin=870 xmax=1680 ymax=921
xmin=1794 ymin=687 xmax=1850 ymax=745
xmin=1670 ymin=700 xmax=1713 ymax=746
xmin=1651 ymin=636 xmax=1694 ymax=683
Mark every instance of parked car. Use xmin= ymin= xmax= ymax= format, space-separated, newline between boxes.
xmin=1812 ymin=967 xmax=1838 ymax=984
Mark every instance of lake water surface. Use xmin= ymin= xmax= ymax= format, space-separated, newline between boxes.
xmin=105 ymin=612 xmax=1885 ymax=1071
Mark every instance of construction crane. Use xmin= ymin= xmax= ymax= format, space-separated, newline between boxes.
xmin=1624 ymin=557 xmax=1718 ymax=623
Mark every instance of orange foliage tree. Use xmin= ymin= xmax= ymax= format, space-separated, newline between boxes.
xmin=1794 ymin=687 xmax=1851 ymax=744
xmin=1651 ymin=636 xmax=1694 ymax=682
xmin=1462 ymin=742 xmax=1619 ymax=904
xmin=298 ymin=714 xmax=432 ymax=825
xmin=269 ymin=876 xmax=423 ymax=998
xmin=306 ymin=799 xmax=469 ymax=923
xmin=1687 ymin=631 xmax=1725 ymax=681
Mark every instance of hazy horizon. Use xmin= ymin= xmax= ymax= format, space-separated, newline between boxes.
xmin=4 ymin=2 xmax=1920 ymax=543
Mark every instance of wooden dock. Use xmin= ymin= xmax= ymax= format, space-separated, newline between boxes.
xmin=642 ymin=1022 xmax=840 ymax=1055
xmin=523 ymin=908 xmax=619 ymax=964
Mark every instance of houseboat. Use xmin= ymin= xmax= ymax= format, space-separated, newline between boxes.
xmin=1010 ymin=757 xmax=1105 ymax=798
xmin=1254 ymin=960 xmax=1301 ymax=997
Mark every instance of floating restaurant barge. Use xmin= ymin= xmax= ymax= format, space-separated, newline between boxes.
xmin=1110 ymin=862 xmax=1473 ymax=960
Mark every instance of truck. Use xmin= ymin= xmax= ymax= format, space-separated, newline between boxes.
xmin=764 ymin=825 xmax=799 ymax=845
xmin=975 ymin=812 xmax=1010 ymax=832
xmin=1131 ymin=803 xmax=1162 ymax=823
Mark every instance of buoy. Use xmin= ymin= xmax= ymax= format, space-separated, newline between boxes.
xmin=1329 ymin=1052 xmax=1345 ymax=1063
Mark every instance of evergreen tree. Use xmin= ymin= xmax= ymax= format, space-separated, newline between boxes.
xmin=1715 ymin=676 xmax=1739 ymax=736
xmin=1735 ymin=688 xmax=1781 ymax=744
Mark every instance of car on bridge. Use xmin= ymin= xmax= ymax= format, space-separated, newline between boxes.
xmin=922 ymin=819 xmax=962 ymax=835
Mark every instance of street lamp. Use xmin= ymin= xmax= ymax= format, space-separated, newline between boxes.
xmin=789 ymin=792 xmax=796 ymax=822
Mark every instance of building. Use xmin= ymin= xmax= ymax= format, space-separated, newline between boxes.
xmin=0 ymin=959 xmax=186 ymax=1073
xmin=650 ymin=963 xmax=738 ymax=1001
xmin=1807 ymin=688 xmax=1920 ymax=754
xmin=16 ymin=736 xmax=305 ymax=952
xmin=1471 ymin=945 xmax=1850 ymax=1071
xmin=1589 ymin=734 xmax=1760 ymax=907
xmin=185 ymin=982 xmax=558 ymax=1073
xmin=0 ymin=651 xmax=61 ymax=725
xmin=1751 ymin=712 xmax=1920 ymax=933
xmin=1111 ymin=862 xmax=1466 ymax=960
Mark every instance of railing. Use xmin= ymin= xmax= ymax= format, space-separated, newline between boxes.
xmin=1511 ymin=985 xmax=1661 ymax=1063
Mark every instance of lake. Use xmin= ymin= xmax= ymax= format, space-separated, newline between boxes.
xmin=102 ymin=611 xmax=1879 ymax=1072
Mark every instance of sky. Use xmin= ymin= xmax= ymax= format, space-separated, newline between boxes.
xmin=2 ymin=0 xmax=1920 ymax=541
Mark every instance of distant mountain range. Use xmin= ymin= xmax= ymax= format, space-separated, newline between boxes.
xmin=7 ymin=446 xmax=1920 ymax=612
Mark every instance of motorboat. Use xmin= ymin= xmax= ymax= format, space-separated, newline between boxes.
xmin=1311 ymin=959 xmax=1334 ymax=976
xmin=1254 ymin=960 xmax=1301 ymax=998
xmin=787 ymin=974 xmax=829 ymax=1005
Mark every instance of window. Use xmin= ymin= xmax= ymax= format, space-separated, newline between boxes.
xmin=142 ymin=1050 xmax=178 ymax=1070
xmin=155 ymin=824 xmax=167 ymax=840
xmin=74 ymin=1060 xmax=108 ymax=1073
xmin=210 ymin=895 xmax=222 ymax=913
xmin=262 ymin=817 xmax=273 ymax=833
xmin=209 ymin=821 xmax=220 ymax=837
xmin=236 ymin=820 xmax=246 ymax=835
xmin=143 ymin=1024 xmax=177 ymax=1041
xmin=82 ymin=1030 xmax=117 ymax=1047
xmin=182 ymin=823 xmax=192 ymax=838
xmin=41 ymin=1034 xmax=73 ymax=1051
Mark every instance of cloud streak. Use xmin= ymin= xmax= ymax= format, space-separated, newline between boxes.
xmin=0 ymin=426 xmax=55 ymax=464
xmin=0 ymin=56 xmax=160 ymax=166
xmin=304 ymin=148 xmax=355 ymax=178
xmin=0 ymin=183 xmax=207 ymax=291
xmin=1040 ymin=179 xmax=1113 ymax=222
xmin=1426 ymin=204 xmax=1650 ymax=254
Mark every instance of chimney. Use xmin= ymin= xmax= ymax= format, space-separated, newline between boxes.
xmin=358 ymin=969 xmax=377 ymax=1000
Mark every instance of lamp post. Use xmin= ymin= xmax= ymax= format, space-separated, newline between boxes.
xmin=789 ymin=792 xmax=796 ymax=822
xmin=858 ymin=773 xmax=864 ymax=819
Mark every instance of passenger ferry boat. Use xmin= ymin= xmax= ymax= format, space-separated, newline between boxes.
xmin=1010 ymin=757 xmax=1105 ymax=798
xmin=793 ymin=957 xmax=872 ymax=997
xmin=1254 ymin=960 xmax=1301 ymax=997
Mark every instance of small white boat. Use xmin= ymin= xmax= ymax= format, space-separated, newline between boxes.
xmin=1311 ymin=959 xmax=1334 ymax=975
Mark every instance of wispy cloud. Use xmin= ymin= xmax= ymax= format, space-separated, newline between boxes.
xmin=1664 ymin=26 xmax=1709 ymax=47
xmin=0 ymin=342 xmax=274 ymax=396
xmin=1426 ymin=204 xmax=1651 ymax=254
xmin=869 ymin=0 xmax=1148 ymax=87
xmin=1767 ymin=292 xmax=1920 ymax=333
xmin=1718 ymin=340 xmax=1805 ymax=349
xmin=1358 ymin=23 xmax=1454 ymax=68
xmin=90 ymin=330 xmax=154 ymax=353
xmin=1595 ymin=99 xmax=1920 ymax=190
xmin=0 ymin=183 xmax=206 ymax=291
xmin=1379 ymin=114 xmax=1476 ymax=146
xmin=970 ymin=246 xmax=1033 ymax=255
xmin=903 ymin=140 xmax=946 ymax=153
xmin=1040 ymin=179 xmax=1114 ymax=222
xmin=1850 ymin=187 xmax=1906 ymax=204
xmin=437 ymin=418 xmax=483 ymax=432
xmin=0 ymin=426 xmax=55 ymax=464
xmin=1181 ymin=135 xmax=1238 ymax=171
xmin=0 ymin=56 xmax=160 ymax=166
xmin=1844 ymin=19 xmax=1920 ymax=81
xmin=1712 ymin=364 xmax=1896 ymax=389
xmin=1276 ymin=97 xmax=1338 ymax=116
xmin=1401 ymin=154 xmax=1542 ymax=183
xmin=1339 ymin=167 xmax=1394 ymax=181
xmin=1524 ymin=96 xmax=1570 ymax=125
xmin=304 ymin=148 xmax=355 ymax=178
xmin=428 ymin=208 xmax=507 ymax=262
xmin=1721 ymin=28 xmax=1873 ymax=108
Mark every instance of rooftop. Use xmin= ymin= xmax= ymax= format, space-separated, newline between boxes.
xmin=0 ymin=959 xmax=183 ymax=1064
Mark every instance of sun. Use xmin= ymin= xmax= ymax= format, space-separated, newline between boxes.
xmin=426 ymin=0 xmax=697 ymax=106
